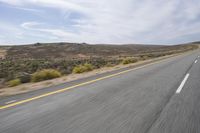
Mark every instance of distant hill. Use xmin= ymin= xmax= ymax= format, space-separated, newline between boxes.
xmin=0 ymin=42 xmax=198 ymax=88
xmin=0 ymin=42 xmax=198 ymax=59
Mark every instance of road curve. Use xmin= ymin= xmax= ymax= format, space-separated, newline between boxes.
xmin=0 ymin=50 xmax=199 ymax=133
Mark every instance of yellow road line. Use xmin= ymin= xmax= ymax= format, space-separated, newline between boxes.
xmin=0 ymin=56 xmax=176 ymax=110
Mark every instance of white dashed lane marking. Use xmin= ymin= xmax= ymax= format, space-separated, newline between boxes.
xmin=176 ymin=73 xmax=190 ymax=94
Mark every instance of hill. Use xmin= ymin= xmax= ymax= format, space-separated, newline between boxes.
xmin=0 ymin=42 xmax=198 ymax=88
xmin=0 ymin=42 xmax=197 ymax=59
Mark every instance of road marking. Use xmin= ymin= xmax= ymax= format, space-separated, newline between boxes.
xmin=0 ymin=56 xmax=183 ymax=110
xmin=195 ymin=60 xmax=198 ymax=63
xmin=5 ymin=100 xmax=16 ymax=104
xmin=176 ymin=73 xmax=190 ymax=94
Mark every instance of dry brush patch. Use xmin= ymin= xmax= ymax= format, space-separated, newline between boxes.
xmin=0 ymin=53 xmax=184 ymax=96
xmin=31 ymin=69 xmax=62 ymax=82
xmin=0 ymin=43 xmax=198 ymax=89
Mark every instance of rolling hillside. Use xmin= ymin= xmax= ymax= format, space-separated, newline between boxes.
xmin=0 ymin=42 xmax=198 ymax=88
xmin=0 ymin=42 xmax=197 ymax=59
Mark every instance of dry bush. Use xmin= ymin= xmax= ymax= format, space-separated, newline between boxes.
xmin=122 ymin=58 xmax=138 ymax=65
xmin=8 ymin=78 xmax=21 ymax=87
xmin=31 ymin=69 xmax=61 ymax=82
xmin=73 ymin=63 xmax=94 ymax=74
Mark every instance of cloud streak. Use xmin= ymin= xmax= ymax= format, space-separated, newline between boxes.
xmin=21 ymin=21 xmax=77 ymax=38
xmin=0 ymin=0 xmax=200 ymax=45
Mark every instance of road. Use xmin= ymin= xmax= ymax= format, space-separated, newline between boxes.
xmin=0 ymin=50 xmax=200 ymax=133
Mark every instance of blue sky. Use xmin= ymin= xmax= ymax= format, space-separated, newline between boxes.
xmin=0 ymin=0 xmax=200 ymax=45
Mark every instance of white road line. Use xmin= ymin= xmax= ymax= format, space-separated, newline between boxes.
xmin=5 ymin=100 xmax=16 ymax=104
xmin=176 ymin=73 xmax=190 ymax=94
xmin=195 ymin=60 xmax=198 ymax=63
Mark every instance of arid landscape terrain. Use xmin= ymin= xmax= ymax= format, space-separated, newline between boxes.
xmin=0 ymin=42 xmax=198 ymax=91
xmin=1 ymin=1 xmax=200 ymax=132
xmin=1 ymin=42 xmax=198 ymax=59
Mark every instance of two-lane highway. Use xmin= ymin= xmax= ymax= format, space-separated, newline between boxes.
xmin=0 ymin=51 xmax=199 ymax=133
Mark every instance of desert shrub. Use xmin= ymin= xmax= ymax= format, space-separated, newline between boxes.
xmin=73 ymin=63 xmax=94 ymax=74
xmin=145 ymin=53 xmax=166 ymax=58
xmin=0 ymin=58 xmax=123 ymax=81
xmin=8 ymin=78 xmax=21 ymax=87
xmin=20 ymin=74 xmax=31 ymax=83
xmin=139 ymin=55 xmax=149 ymax=60
xmin=105 ymin=62 xmax=116 ymax=67
xmin=15 ymin=72 xmax=31 ymax=83
xmin=145 ymin=54 xmax=154 ymax=58
xmin=122 ymin=58 xmax=138 ymax=65
xmin=31 ymin=69 xmax=62 ymax=82
xmin=73 ymin=65 xmax=85 ymax=73
xmin=84 ymin=63 xmax=93 ymax=71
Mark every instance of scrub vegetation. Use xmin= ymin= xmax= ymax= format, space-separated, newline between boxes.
xmin=0 ymin=42 xmax=198 ymax=88
xmin=8 ymin=79 xmax=21 ymax=87
xmin=73 ymin=63 xmax=94 ymax=73
xmin=31 ymin=69 xmax=62 ymax=82
xmin=122 ymin=58 xmax=138 ymax=65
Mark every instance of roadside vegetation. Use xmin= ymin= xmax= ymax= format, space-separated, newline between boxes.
xmin=122 ymin=58 xmax=138 ymax=65
xmin=0 ymin=58 xmax=122 ymax=87
xmin=31 ymin=69 xmax=62 ymax=82
xmin=73 ymin=63 xmax=94 ymax=73
xmin=8 ymin=79 xmax=21 ymax=87
xmin=0 ymin=43 xmax=198 ymax=88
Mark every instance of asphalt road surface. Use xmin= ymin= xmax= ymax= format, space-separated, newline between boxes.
xmin=0 ymin=50 xmax=200 ymax=133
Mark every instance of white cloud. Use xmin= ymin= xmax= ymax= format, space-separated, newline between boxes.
xmin=21 ymin=21 xmax=78 ymax=39
xmin=0 ymin=0 xmax=23 ymax=6
xmin=0 ymin=0 xmax=87 ymax=12
xmin=11 ymin=6 xmax=42 ymax=12
xmin=1 ymin=0 xmax=200 ymax=44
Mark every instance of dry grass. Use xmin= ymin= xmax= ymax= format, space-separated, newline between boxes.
xmin=31 ymin=69 xmax=62 ymax=82
xmin=8 ymin=79 xmax=21 ymax=87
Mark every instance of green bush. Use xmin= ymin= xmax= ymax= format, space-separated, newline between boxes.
xmin=122 ymin=58 xmax=138 ymax=65
xmin=8 ymin=79 xmax=21 ymax=87
xmin=31 ymin=69 xmax=62 ymax=82
xmin=73 ymin=63 xmax=94 ymax=74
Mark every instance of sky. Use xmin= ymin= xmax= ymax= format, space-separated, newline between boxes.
xmin=0 ymin=0 xmax=200 ymax=45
